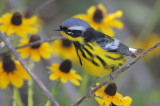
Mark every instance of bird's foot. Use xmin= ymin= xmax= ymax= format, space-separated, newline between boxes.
xmin=110 ymin=72 xmax=115 ymax=80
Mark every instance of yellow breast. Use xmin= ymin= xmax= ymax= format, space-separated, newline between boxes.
xmin=77 ymin=42 xmax=126 ymax=77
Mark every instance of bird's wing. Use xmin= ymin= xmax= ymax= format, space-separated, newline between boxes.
xmin=96 ymin=37 xmax=133 ymax=56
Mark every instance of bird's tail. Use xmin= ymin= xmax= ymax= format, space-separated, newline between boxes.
xmin=129 ymin=48 xmax=143 ymax=58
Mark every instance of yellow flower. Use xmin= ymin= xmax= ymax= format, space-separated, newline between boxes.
xmin=0 ymin=55 xmax=30 ymax=89
xmin=0 ymin=11 xmax=38 ymax=37
xmin=94 ymin=83 xmax=132 ymax=106
xmin=49 ymin=59 xmax=82 ymax=86
xmin=17 ymin=35 xmax=52 ymax=62
xmin=51 ymin=39 xmax=78 ymax=62
xmin=73 ymin=3 xmax=123 ymax=37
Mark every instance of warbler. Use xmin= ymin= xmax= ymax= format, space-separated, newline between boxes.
xmin=53 ymin=18 xmax=141 ymax=77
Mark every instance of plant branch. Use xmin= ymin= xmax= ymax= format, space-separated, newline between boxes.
xmin=0 ymin=36 xmax=64 ymax=55
xmin=0 ymin=31 xmax=60 ymax=106
xmin=72 ymin=41 xmax=160 ymax=106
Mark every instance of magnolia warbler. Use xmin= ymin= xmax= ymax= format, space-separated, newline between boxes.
xmin=53 ymin=18 xmax=141 ymax=77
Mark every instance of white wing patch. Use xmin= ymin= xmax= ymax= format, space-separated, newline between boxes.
xmin=68 ymin=26 xmax=86 ymax=32
xmin=105 ymin=38 xmax=120 ymax=50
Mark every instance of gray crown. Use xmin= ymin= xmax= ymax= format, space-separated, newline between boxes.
xmin=61 ymin=18 xmax=90 ymax=29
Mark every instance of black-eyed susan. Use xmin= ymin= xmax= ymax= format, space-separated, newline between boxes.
xmin=94 ymin=83 xmax=132 ymax=106
xmin=49 ymin=59 xmax=82 ymax=86
xmin=17 ymin=35 xmax=52 ymax=62
xmin=0 ymin=55 xmax=30 ymax=89
xmin=0 ymin=11 xmax=38 ymax=38
xmin=51 ymin=39 xmax=78 ymax=62
xmin=73 ymin=3 xmax=123 ymax=37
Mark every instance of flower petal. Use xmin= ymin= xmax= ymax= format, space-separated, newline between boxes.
xmin=95 ymin=97 xmax=109 ymax=106
xmin=87 ymin=5 xmax=96 ymax=17
xmin=0 ymin=72 xmax=10 ymax=89
xmin=111 ymin=93 xmax=123 ymax=105
xmin=30 ymin=49 xmax=41 ymax=62
xmin=122 ymin=96 xmax=132 ymax=106
xmin=60 ymin=73 xmax=68 ymax=83
xmin=100 ymin=26 xmax=114 ymax=37
xmin=110 ymin=20 xmax=123 ymax=29
xmin=103 ymin=96 xmax=112 ymax=104
xmin=108 ymin=10 xmax=123 ymax=18
xmin=73 ymin=14 xmax=90 ymax=21
xmin=50 ymin=64 xmax=60 ymax=72
xmin=39 ymin=43 xmax=51 ymax=59
xmin=15 ymin=61 xmax=31 ymax=79
xmin=24 ymin=26 xmax=38 ymax=34
xmin=16 ymin=30 xmax=28 ymax=38
xmin=9 ymin=72 xmax=24 ymax=88
xmin=50 ymin=71 xmax=60 ymax=80
xmin=23 ymin=16 xmax=37 ymax=25
xmin=0 ymin=25 xmax=8 ymax=33
xmin=18 ymin=47 xmax=31 ymax=59
xmin=69 ymin=78 xmax=80 ymax=86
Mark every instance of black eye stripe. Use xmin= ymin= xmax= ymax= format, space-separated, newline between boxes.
xmin=67 ymin=30 xmax=72 ymax=32
xmin=64 ymin=30 xmax=82 ymax=37
xmin=60 ymin=26 xmax=67 ymax=30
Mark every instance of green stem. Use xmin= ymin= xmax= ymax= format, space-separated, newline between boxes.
xmin=28 ymin=79 xmax=33 ymax=106
xmin=139 ymin=0 xmax=160 ymax=41
xmin=28 ymin=59 xmax=34 ymax=106
xmin=45 ymin=80 xmax=61 ymax=106
xmin=78 ymin=71 xmax=89 ymax=98
xmin=13 ymin=87 xmax=17 ymax=106
xmin=17 ymin=88 xmax=22 ymax=106
xmin=13 ymin=87 xmax=22 ymax=106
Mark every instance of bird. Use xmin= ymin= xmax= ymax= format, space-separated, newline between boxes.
xmin=53 ymin=18 xmax=142 ymax=78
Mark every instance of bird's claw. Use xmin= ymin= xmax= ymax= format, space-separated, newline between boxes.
xmin=86 ymin=77 xmax=99 ymax=97
xmin=110 ymin=72 xmax=115 ymax=80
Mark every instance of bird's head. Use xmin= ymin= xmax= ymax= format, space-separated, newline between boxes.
xmin=53 ymin=18 xmax=90 ymax=43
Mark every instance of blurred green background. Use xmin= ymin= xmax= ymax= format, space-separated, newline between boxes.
xmin=0 ymin=0 xmax=160 ymax=106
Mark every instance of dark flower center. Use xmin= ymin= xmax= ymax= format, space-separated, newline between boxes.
xmin=62 ymin=39 xmax=72 ymax=48
xmin=93 ymin=8 xmax=103 ymax=23
xmin=11 ymin=12 xmax=22 ymax=25
xmin=2 ymin=55 xmax=16 ymax=73
xmin=104 ymin=83 xmax=117 ymax=96
xmin=59 ymin=59 xmax=72 ymax=73
xmin=29 ymin=35 xmax=41 ymax=49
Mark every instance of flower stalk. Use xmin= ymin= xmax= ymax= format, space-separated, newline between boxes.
xmin=28 ymin=59 xmax=34 ymax=106
xmin=13 ymin=87 xmax=22 ymax=106
xmin=45 ymin=79 xmax=61 ymax=106
xmin=28 ymin=79 xmax=33 ymax=106
xmin=78 ymin=71 xmax=89 ymax=98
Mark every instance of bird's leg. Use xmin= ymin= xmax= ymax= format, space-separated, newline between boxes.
xmin=86 ymin=77 xmax=99 ymax=97
xmin=110 ymin=72 xmax=115 ymax=80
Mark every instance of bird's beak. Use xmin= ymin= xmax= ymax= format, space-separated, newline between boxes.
xmin=53 ymin=27 xmax=61 ymax=31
